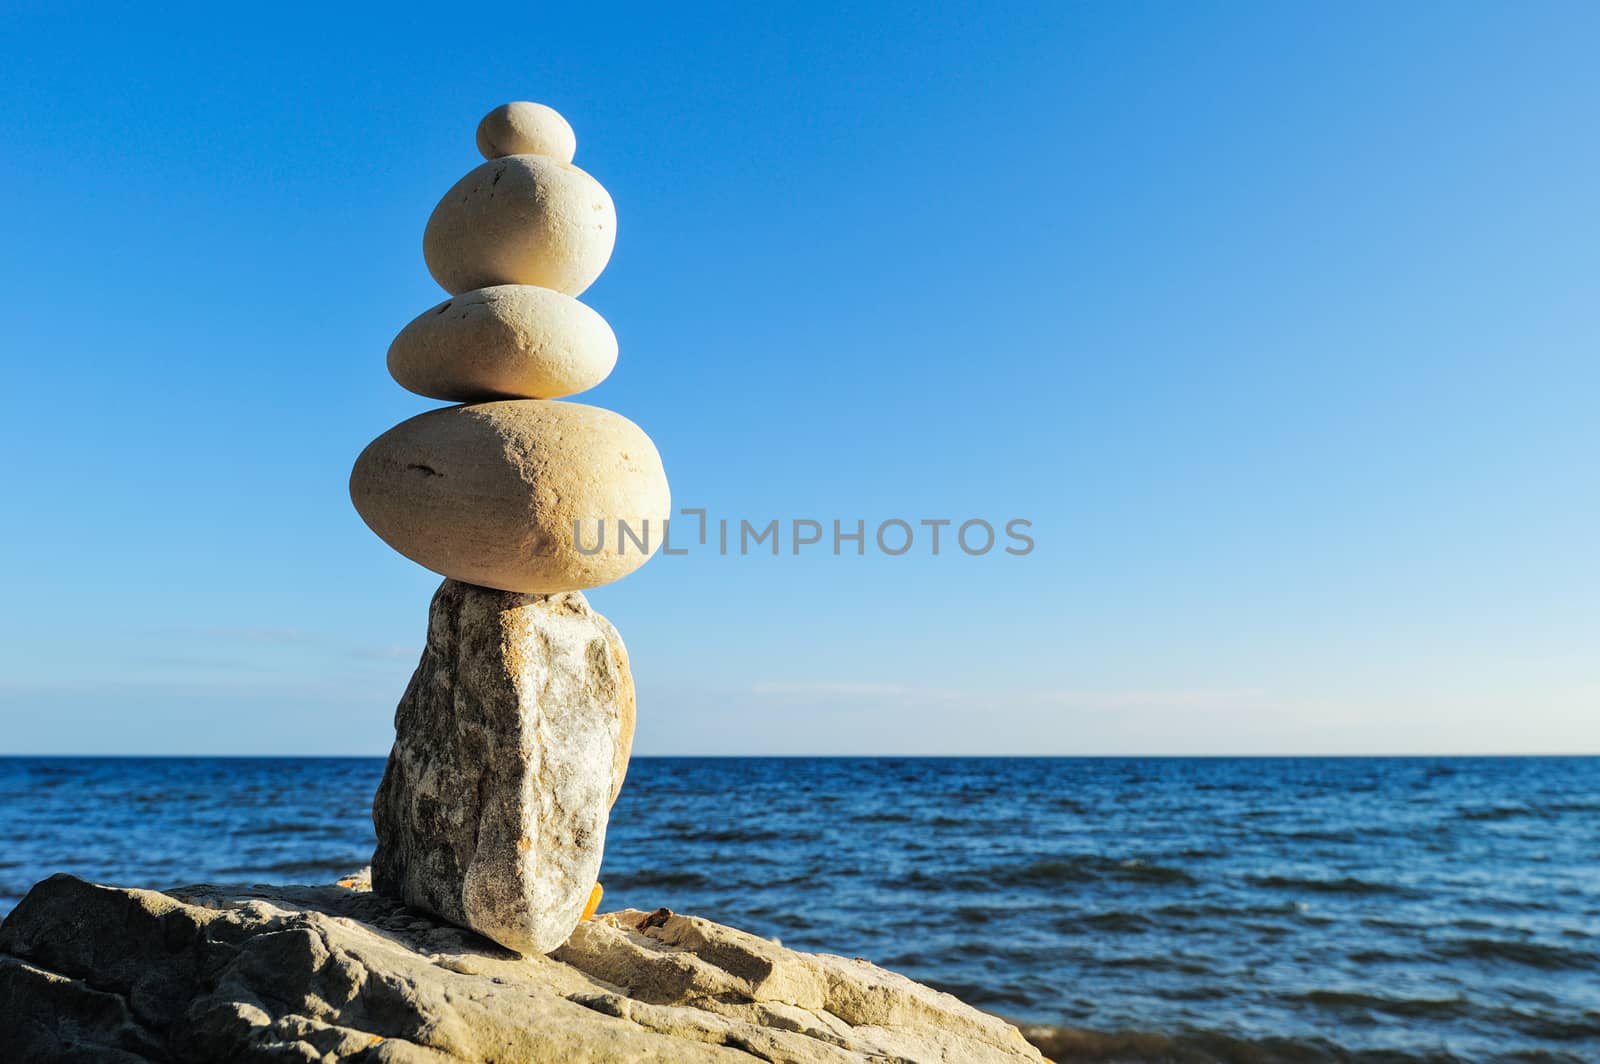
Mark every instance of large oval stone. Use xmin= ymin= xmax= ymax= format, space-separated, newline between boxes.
xmin=423 ymin=156 xmax=616 ymax=297
xmin=350 ymin=401 xmax=669 ymax=593
xmin=388 ymin=285 xmax=617 ymax=402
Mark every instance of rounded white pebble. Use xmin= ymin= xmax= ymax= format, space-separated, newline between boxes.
xmin=388 ymin=284 xmax=618 ymax=401
xmin=423 ymin=155 xmax=616 ymax=296
xmin=476 ymin=102 xmax=577 ymax=162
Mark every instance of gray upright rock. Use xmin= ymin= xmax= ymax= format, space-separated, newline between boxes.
xmin=373 ymin=578 xmax=635 ymax=954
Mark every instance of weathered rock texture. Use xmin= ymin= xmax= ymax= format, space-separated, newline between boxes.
xmin=0 ymin=874 xmax=1045 ymax=1064
xmin=373 ymin=579 xmax=636 ymax=954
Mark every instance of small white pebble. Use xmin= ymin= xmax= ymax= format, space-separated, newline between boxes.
xmin=476 ymin=101 xmax=577 ymax=163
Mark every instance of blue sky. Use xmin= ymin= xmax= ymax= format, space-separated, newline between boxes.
xmin=1 ymin=2 xmax=1596 ymax=754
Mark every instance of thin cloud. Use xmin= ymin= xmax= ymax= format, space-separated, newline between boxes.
xmin=349 ymin=644 xmax=422 ymax=662
xmin=748 ymin=681 xmax=1265 ymax=710
xmin=131 ymin=624 xmax=315 ymax=645
xmin=210 ymin=626 xmax=312 ymax=645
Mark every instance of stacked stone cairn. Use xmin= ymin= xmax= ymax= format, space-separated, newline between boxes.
xmin=350 ymin=102 xmax=670 ymax=954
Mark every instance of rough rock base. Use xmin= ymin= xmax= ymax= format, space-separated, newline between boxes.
xmin=373 ymin=578 xmax=635 ymax=955
xmin=0 ymin=874 xmax=1045 ymax=1064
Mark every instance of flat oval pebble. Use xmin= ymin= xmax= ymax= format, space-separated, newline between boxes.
xmin=476 ymin=101 xmax=576 ymax=162
xmin=424 ymin=156 xmax=616 ymax=297
xmin=349 ymin=400 xmax=670 ymax=594
xmin=388 ymin=285 xmax=617 ymax=401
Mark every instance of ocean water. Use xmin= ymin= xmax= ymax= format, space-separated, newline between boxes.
xmin=2 ymin=756 xmax=1597 ymax=1062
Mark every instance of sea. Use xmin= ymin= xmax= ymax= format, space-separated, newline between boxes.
xmin=2 ymin=756 xmax=1596 ymax=1062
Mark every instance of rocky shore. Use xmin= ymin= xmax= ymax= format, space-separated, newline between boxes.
xmin=0 ymin=873 xmax=1047 ymax=1063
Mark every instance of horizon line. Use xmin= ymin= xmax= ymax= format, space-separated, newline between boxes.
xmin=2 ymin=752 xmax=1597 ymax=760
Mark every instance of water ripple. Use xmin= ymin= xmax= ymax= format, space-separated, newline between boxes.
xmin=2 ymin=754 xmax=1597 ymax=1062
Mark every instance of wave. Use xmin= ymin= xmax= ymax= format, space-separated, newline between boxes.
xmin=1156 ymin=900 xmax=1304 ymax=919
xmin=212 ymin=857 xmax=367 ymax=877
xmin=1100 ymin=953 xmax=1218 ymax=976
xmin=1247 ymin=873 xmax=1411 ymax=897
xmin=1291 ymin=988 xmax=1600 ymax=1044
xmin=1014 ymin=856 xmax=1197 ymax=888
xmin=1434 ymin=936 xmax=1599 ymax=971
xmin=1017 ymin=1007 xmax=1597 ymax=1063
xmin=1288 ymin=988 xmax=1475 ymax=1020
xmin=1506 ymin=1009 xmax=1600 ymax=1041
xmin=1013 ymin=1020 xmax=1379 ymax=1063
xmin=1463 ymin=895 xmax=1561 ymax=915
xmin=887 ymin=855 xmax=1196 ymax=893
xmin=1545 ymin=800 xmax=1600 ymax=814
xmin=1262 ymin=828 xmax=1360 ymax=843
xmin=604 ymin=869 xmax=713 ymax=892
xmin=1017 ymin=1023 xmax=1234 ymax=1063
xmin=1054 ymin=910 xmax=1156 ymax=935
xmin=1347 ymin=947 xmax=1413 ymax=964
xmin=233 ymin=821 xmax=346 ymax=837
xmin=1454 ymin=804 xmax=1538 ymax=822
xmin=691 ymin=826 xmax=790 ymax=844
